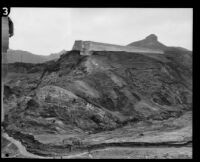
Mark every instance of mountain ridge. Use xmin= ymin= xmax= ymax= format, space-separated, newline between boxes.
xmin=6 ymin=49 xmax=66 ymax=63
xmin=127 ymin=34 xmax=191 ymax=52
xmin=6 ymin=34 xmax=191 ymax=64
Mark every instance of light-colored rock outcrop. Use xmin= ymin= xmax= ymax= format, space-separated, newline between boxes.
xmin=72 ymin=40 xmax=164 ymax=55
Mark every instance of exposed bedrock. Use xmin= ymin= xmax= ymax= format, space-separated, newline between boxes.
xmin=3 ymin=50 xmax=192 ymax=156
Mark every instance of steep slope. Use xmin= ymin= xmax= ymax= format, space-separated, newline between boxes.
xmin=3 ymin=49 xmax=192 ymax=157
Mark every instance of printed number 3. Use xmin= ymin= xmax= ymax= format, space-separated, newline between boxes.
xmin=3 ymin=7 xmax=9 ymax=16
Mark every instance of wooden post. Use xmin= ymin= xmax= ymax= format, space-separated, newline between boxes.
xmin=1 ymin=17 xmax=9 ymax=122
xmin=1 ymin=16 xmax=13 ymax=122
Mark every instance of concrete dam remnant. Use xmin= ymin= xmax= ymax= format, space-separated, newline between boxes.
xmin=72 ymin=40 xmax=164 ymax=55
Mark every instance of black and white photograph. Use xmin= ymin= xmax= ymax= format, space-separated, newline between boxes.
xmin=1 ymin=7 xmax=193 ymax=159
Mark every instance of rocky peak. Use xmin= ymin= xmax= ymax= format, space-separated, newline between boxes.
xmin=127 ymin=34 xmax=168 ymax=51
xmin=145 ymin=34 xmax=158 ymax=42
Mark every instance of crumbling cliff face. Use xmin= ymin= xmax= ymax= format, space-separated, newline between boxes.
xmin=72 ymin=40 xmax=164 ymax=55
xmin=2 ymin=46 xmax=192 ymax=157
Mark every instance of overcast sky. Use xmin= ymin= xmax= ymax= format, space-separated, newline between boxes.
xmin=9 ymin=8 xmax=192 ymax=55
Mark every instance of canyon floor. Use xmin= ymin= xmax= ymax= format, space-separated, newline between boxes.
xmin=1 ymin=111 xmax=192 ymax=158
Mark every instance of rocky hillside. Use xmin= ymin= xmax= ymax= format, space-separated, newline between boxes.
xmin=6 ymin=49 xmax=66 ymax=63
xmin=2 ymin=46 xmax=192 ymax=158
